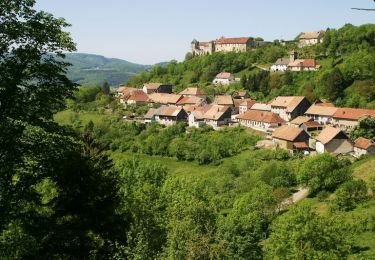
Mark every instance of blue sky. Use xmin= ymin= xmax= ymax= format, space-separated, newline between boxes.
xmin=35 ymin=0 xmax=375 ymax=64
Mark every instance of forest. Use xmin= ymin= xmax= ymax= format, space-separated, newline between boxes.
xmin=1 ymin=1 xmax=375 ymax=259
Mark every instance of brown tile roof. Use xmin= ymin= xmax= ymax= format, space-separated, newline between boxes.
xmin=272 ymin=126 xmax=305 ymax=142
xmin=202 ymin=105 xmax=231 ymax=120
xmin=288 ymin=59 xmax=319 ymax=68
xmin=127 ymin=91 xmax=149 ymax=102
xmin=251 ymin=103 xmax=271 ymax=111
xmin=155 ymin=106 xmax=185 ymax=117
xmin=293 ymin=142 xmax=309 ymax=149
xmin=269 ymin=96 xmax=306 ymax=112
xmin=216 ymin=37 xmax=250 ymax=44
xmin=316 ymin=126 xmax=345 ymax=145
xmin=144 ymin=108 xmax=157 ymax=119
xmin=238 ymin=110 xmax=285 ymax=124
xmin=354 ymin=137 xmax=374 ymax=150
xmin=148 ymin=93 xmax=183 ymax=105
xmin=144 ymin=83 xmax=163 ymax=90
xmin=215 ymin=72 xmax=234 ymax=79
xmin=314 ymin=99 xmax=335 ymax=107
xmin=118 ymin=87 xmax=138 ymax=95
xmin=176 ymin=96 xmax=205 ymax=106
xmin=305 ymin=105 xmax=338 ymax=116
xmin=179 ymin=87 xmax=206 ymax=96
xmin=213 ymin=95 xmax=234 ymax=106
xmin=302 ymin=121 xmax=322 ymax=128
xmin=333 ymin=108 xmax=375 ymax=121
xmin=290 ymin=116 xmax=313 ymax=125
xmin=300 ymin=31 xmax=325 ymax=40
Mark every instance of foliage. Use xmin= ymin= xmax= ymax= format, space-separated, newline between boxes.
xmin=350 ymin=116 xmax=375 ymax=141
xmin=297 ymin=154 xmax=352 ymax=194
xmin=263 ymin=204 xmax=358 ymax=259
xmin=334 ymin=180 xmax=368 ymax=211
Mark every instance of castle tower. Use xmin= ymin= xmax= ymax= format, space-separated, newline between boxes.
xmin=290 ymin=49 xmax=297 ymax=62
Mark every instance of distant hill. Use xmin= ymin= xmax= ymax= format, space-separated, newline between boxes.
xmin=63 ymin=53 xmax=151 ymax=86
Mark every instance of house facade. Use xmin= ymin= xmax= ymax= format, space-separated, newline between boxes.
xmin=238 ymin=110 xmax=285 ymax=132
xmin=353 ymin=137 xmax=375 ymax=158
xmin=272 ymin=126 xmax=310 ymax=152
xmin=213 ymin=72 xmax=236 ymax=85
xmin=299 ymin=31 xmax=325 ymax=47
xmin=315 ymin=126 xmax=353 ymax=154
xmin=270 ymin=96 xmax=311 ymax=122
xmin=304 ymin=105 xmax=338 ymax=125
xmin=332 ymin=108 xmax=375 ymax=131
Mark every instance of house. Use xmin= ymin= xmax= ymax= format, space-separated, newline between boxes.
xmin=269 ymin=96 xmax=311 ymax=121
xmin=213 ymin=72 xmax=236 ymax=85
xmin=213 ymin=95 xmax=235 ymax=107
xmin=271 ymin=58 xmax=290 ymax=72
xmin=300 ymin=121 xmax=323 ymax=133
xmin=238 ymin=99 xmax=257 ymax=114
xmin=315 ymin=126 xmax=353 ymax=154
xmin=153 ymin=106 xmax=188 ymax=126
xmin=305 ymin=105 xmax=338 ymax=125
xmin=215 ymin=37 xmax=254 ymax=53
xmin=187 ymin=106 xmax=212 ymax=128
xmin=126 ymin=91 xmax=149 ymax=105
xmin=117 ymin=87 xmax=138 ymax=103
xmin=288 ymin=59 xmax=320 ymax=71
xmin=144 ymin=108 xmax=157 ymax=124
xmin=179 ymin=87 xmax=207 ymax=99
xmin=353 ymin=137 xmax=375 ymax=158
xmin=237 ymin=110 xmax=285 ymax=132
xmin=272 ymin=126 xmax=310 ymax=153
xmin=299 ymin=31 xmax=325 ymax=47
xmin=142 ymin=83 xmax=172 ymax=94
xmin=148 ymin=93 xmax=183 ymax=106
xmin=332 ymin=108 xmax=375 ymax=131
xmin=202 ymin=105 xmax=232 ymax=129
xmin=290 ymin=116 xmax=313 ymax=127
xmin=176 ymin=96 xmax=206 ymax=107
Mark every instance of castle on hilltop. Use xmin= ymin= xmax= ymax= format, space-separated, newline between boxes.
xmin=191 ymin=37 xmax=269 ymax=56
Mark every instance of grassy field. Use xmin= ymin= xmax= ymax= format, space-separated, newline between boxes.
xmin=54 ymin=109 xmax=114 ymax=127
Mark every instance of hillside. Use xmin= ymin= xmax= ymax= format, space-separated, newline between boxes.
xmin=63 ymin=53 xmax=151 ymax=86
xmin=127 ymin=24 xmax=375 ymax=109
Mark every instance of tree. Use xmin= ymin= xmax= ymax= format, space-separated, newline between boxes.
xmin=321 ymin=67 xmax=345 ymax=100
xmin=101 ymin=81 xmax=111 ymax=95
xmin=218 ymin=183 xmax=277 ymax=259
xmin=263 ymin=205 xmax=358 ymax=259
xmin=350 ymin=116 xmax=375 ymax=141
xmin=297 ymin=154 xmax=352 ymax=194
xmin=334 ymin=180 xmax=368 ymax=211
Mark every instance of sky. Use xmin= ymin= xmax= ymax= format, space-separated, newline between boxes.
xmin=35 ymin=0 xmax=375 ymax=65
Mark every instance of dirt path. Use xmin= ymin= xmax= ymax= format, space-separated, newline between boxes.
xmin=291 ymin=187 xmax=309 ymax=203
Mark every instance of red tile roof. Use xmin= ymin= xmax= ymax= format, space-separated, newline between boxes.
xmin=305 ymin=105 xmax=338 ymax=116
xmin=333 ymin=108 xmax=375 ymax=121
xmin=179 ymin=87 xmax=206 ymax=96
xmin=293 ymin=142 xmax=309 ymax=149
xmin=354 ymin=137 xmax=374 ymax=150
xmin=215 ymin=72 xmax=234 ymax=79
xmin=127 ymin=91 xmax=149 ymax=102
xmin=238 ymin=110 xmax=285 ymax=124
xmin=316 ymin=126 xmax=346 ymax=145
xmin=269 ymin=96 xmax=307 ymax=113
xmin=176 ymin=96 xmax=205 ymax=106
xmin=216 ymin=37 xmax=250 ymax=44
xmin=213 ymin=95 xmax=234 ymax=106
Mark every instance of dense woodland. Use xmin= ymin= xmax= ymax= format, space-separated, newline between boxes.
xmin=128 ymin=24 xmax=375 ymax=109
xmin=1 ymin=1 xmax=375 ymax=259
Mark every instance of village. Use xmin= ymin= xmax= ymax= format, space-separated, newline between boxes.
xmin=115 ymin=29 xmax=375 ymax=159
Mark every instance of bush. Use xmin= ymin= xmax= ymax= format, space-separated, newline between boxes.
xmin=334 ymin=180 xmax=368 ymax=211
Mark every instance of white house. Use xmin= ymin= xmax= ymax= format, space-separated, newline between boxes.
xmin=271 ymin=58 xmax=290 ymax=72
xmin=213 ymin=72 xmax=236 ymax=85
xmin=353 ymin=137 xmax=375 ymax=158
xmin=269 ymin=96 xmax=311 ymax=122
xmin=237 ymin=110 xmax=285 ymax=132
xmin=315 ymin=126 xmax=353 ymax=154
xmin=299 ymin=31 xmax=325 ymax=47
xmin=304 ymin=105 xmax=338 ymax=125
